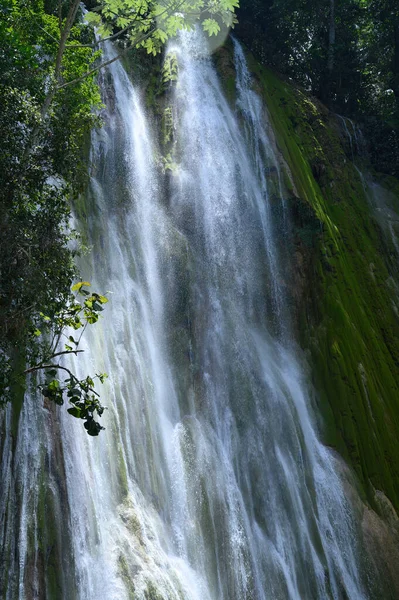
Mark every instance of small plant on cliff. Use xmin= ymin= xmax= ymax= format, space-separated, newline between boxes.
xmin=23 ymin=282 xmax=109 ymax=436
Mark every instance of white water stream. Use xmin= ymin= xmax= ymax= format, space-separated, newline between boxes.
xmin=1 ymin=31 xmax=370 ymax=599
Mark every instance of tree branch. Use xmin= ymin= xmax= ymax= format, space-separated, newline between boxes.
xmin=38 ymin=0 xmax=82 ymax=121
xmin=23 ymin=362 xmax=101 ymax=397
xmin=50 ymin=349 xmax=85 ymax=359
xmin=65 ymin=10 xmax=142 ymax=48
xmin=55 ymin=0 xmax=82 ymax=80
xmin=77 ymin=321 xmax=88 ymax=346
xmin=64 ymin=0 xmax=187 ymax=49
xmin=57 ymin=27 xmax=157 ymax=90
xmin=24 ymin=362 xmax=76 ymax=377
xmin=34 ymin=21 xmax=60 ymax=44
xmin=58 ymin=0 xmax=62 ymax=30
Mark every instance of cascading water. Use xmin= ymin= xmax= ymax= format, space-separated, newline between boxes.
xmin=338 ymin=115 xmax=399 ymax=263
xmin=1 ymin=30 xmax=372 ymax=600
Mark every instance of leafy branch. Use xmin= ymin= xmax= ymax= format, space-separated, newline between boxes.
xmin=57 ymin=26 xmax=157 ymax=90
xmin=23 ymin=282 xmax=109 ymax=436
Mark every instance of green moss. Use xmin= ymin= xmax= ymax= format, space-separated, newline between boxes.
xmin=144 ymin=51 xmax=180 ymax=171
xmin=213 ymin=40 xmax=238 ymax=106
xmin=71 ymin=192 xmax=89 ymax=244
xmin=118 ymin=554 xmax=136 ymax=599
xmin=158 ymin=152 xmax=178 ymax=174
xmin=117 ymin=443 xmax=129 ymax=500
xmin=241 ymin=49 xmax=399 ymax=512
xmin=160 ymin=52 xmax=178 ymax=91
xmin=144 ymin=582 xmax=167 ymax=600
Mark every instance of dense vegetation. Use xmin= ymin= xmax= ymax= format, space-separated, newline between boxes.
xmin=0 ymin=0 xmax=102 ymax=419
xmin=0 ymin=0 xmax=238 ymax=429
xmin=237 ymin=0 xmax=399 ymax=176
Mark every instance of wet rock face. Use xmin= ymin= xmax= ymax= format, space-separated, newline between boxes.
xmin=100 ymin=71 xmax=117 ymax=115
xmin=333 ymin=452 xmax=399 ymax=600
xmin=0 ymin=395 xmax=77 ymax=600
xmin=247 ymin=57 xmax=399 ymax=516
xmin=361 ymin=501 xmax=399 ymax=599
xmin=213 ymin=37 xmax=399 ymax=535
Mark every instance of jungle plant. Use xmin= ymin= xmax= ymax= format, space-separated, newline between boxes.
xmin=22 ymin=282 xmax=109 ymax=435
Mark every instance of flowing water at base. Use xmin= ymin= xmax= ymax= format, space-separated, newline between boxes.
xmin=1 ymin=32 xmax=369 ymax=600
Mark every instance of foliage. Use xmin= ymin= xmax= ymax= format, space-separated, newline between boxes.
xmin=237 ymin=0 xmax=399 ymax=123
xmin=25 ymin=282 xmax=109 ymax=436
xmin=0 ymin=0 xmax=239 ymax=431
xmin=361 ymin=0 xmax=399 ymax=122
xmin=235 ymin=0 xmax=399 ymax=179
xmin=85 ymin=0 xmax=239 ymax=57
xmin=0 ymin=0 xmax=103 ymax=431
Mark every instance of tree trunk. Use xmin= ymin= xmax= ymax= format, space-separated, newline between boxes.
xmin=20 ymin=0 xmax=81 ymax=176
xmin=319 ymin=0 xmax=335 ymax=104
xmin=393 ymin=21 xmax=399 ymax=118
xmin=327 ymin=0 xmax=336 ymax=75
xmin=41 ymin=0 xmax=81 ymax=119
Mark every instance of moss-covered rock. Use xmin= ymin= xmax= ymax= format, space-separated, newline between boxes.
xmin=217 ymin=42 xmax=399 ymax=515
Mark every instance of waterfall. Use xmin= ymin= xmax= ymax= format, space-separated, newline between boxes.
xmin=1 ymin=31 xmax=370 ymax=599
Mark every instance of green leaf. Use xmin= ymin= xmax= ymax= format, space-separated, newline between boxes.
xmin=69 ymin=395 xmax=82 ymax=404
xmin=94 ymin=294 xmax=108 ymax=304
xmin=97 ymin=24 xmax=113 ymax=39
xmin=67 ymin=407 xmax=82 ymax=418
xmin=84 ymin=418 xmax=104 ymax=436
xmin=86 ymin=314 xmax=99 ymax=324
xmin=156 ymin=29 xmax=168 ymax=44
xmin=48 ymin=379 xmax=60 ymax=391
xmin=71 ymin=281 xmax=91 ymax=292
xmin=98 ymin=372 xmax=108 ymax=384
xmin=54 ymin=394 xmax=64 ymax=406
xmin=202 ymin=18 xmax=220 ymax=36
xmin=85 ymin=12 xmax=102 ymax=26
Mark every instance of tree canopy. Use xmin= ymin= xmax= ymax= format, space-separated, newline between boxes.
xmin=237 ymin=0 xmax=399 ymax=124
xmin=236 ymin=0 xmax=399 ymax=177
